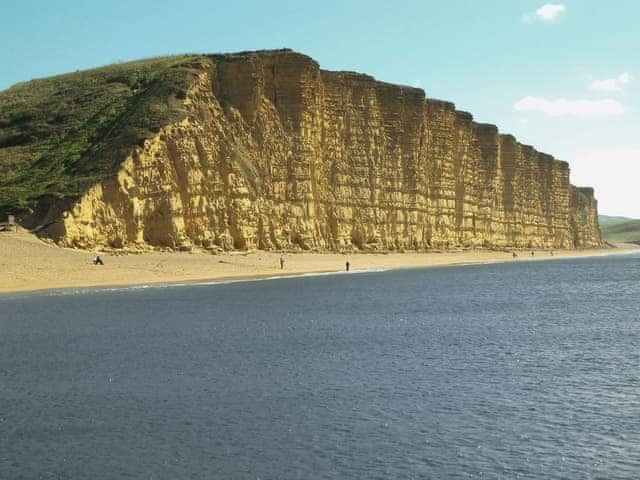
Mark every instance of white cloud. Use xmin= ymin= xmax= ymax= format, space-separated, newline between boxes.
xmin=589 ymin=73 xmax=633 ymax=92
xmin=570 ymin=148 xmax=640 ymax=217
xmin=514 ymin=96 xmax=626 ymax=117
xmin=620 ymin=72 xmax=633 ymax=83
xmin=536 ymin=3 xmax=566 ymax=22
xmin=522 ymin=3 xmax=566 ymax=23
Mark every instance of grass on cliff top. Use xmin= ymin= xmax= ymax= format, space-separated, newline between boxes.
xmin=0 ymin=55 xmax=205 ymax=215
xmin=599 ymin=217 xmax=640 ymax=245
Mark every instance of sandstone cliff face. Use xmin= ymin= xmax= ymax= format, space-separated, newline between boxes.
xmin=43 ymin=50 xmax=603 ymax=251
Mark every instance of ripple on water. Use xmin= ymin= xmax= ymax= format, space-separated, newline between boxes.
xmin=1 ymin=253 xmax=639 ymax=479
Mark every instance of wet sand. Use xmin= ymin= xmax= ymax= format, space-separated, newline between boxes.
xmin=0 ymin=230 xmax=636 ymax=294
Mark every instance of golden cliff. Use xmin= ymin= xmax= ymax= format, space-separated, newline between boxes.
xmin=39 ymin=50 xmax=603 ymax=251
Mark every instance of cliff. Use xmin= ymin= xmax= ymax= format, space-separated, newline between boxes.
xmin=0 ymin=49 xmax=603 ymax=251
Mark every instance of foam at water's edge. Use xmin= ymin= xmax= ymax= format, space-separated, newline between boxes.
xmin=0 ymin=267 xmax=390 ymax=299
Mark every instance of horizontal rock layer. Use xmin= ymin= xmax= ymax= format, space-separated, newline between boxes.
xmin=44 ymin=50 xmax=603 ymax=250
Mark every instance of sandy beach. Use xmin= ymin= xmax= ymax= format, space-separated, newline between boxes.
xmin=0 ymin=229 xmax=637 ymax=294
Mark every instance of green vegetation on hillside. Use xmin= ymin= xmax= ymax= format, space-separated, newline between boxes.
xmin=598 ymin=215 xmax=632 ymax=225
xmin=599 ymin=216 xmax=640 ymax=245
xmin=0 ymin=55 xmax=204 ymax=215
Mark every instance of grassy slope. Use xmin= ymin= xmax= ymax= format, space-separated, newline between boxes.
xmin=0 ymin=55 xmax=205 ymax=215
xmin=599 ymin=217 xmax=640 ymax=245
xmin=598 ymin=215 xmax=632 ymax=225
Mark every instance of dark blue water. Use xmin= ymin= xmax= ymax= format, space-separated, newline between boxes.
xmin=1 ymin=254 xmax=640 ymax=479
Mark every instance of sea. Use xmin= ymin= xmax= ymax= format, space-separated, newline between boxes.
xmin=1 ymin=253 xmax=639 ymax=479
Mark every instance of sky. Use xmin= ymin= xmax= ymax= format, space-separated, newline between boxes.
xmin=1 ymin=0 xmax=638 ymax=217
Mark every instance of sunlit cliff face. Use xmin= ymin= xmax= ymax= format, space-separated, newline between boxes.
xmin=43 ymin=51 xmax=602 ymax=251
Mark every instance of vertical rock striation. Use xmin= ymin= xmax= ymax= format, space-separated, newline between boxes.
xmin=45 ymin=50 xmax=603 ymax=250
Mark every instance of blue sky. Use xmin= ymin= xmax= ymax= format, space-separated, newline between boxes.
xmin=2 ymin=0 xmax=638 ymax=216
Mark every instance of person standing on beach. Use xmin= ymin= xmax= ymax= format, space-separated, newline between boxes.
xmin=345 ymin=261 xmax=350 ymax=272
xmin=280 ymin=257 xmax=284 ymax=270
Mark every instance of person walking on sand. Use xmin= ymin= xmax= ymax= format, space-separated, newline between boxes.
xmin=280 ymin=257 xmax=284 ymax=270
xmin=93 ymin=255 xmax=104 ymax=265
xmin=531 ymin=250 xmax=535 ymax=257
xmin=345 ymin=261 xmax=350 ymax=272
xmin=512 ymin=251 xmax=517 ymax=258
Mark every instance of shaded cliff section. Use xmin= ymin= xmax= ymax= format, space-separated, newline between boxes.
xmin=1 ymin=50 xmax=602 ymax=250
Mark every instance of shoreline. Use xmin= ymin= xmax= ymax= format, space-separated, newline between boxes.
xmin=1 ymin=230 xmax=637 ymax=295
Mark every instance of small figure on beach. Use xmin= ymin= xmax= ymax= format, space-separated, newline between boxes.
xmin=93 ymin=255 xmax=104 ymax=265
xmin=280 ymin=257 xmax=284 ymax=270
xmin=512 ymin=251 xmax=517 ymax=258
xmin=345 ymin=261 xmax=350 ymax=272
xmin=531 ymin=251 xmax=535 ymax=257
xmin=550 ymin=251 xmax=554 ymax=256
